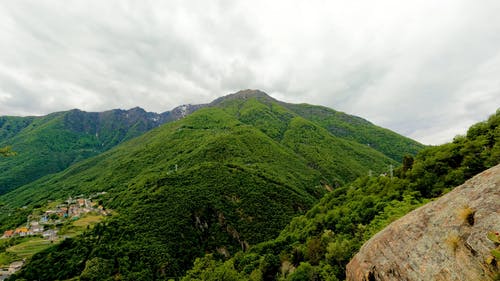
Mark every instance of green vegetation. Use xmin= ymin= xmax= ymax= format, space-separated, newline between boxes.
xmin=488 ymin=231 xmax=500 ymax=261
xmin=7 ymin=99 xmax=498 ymax=281
xmin=0 ymin=237 xmax=54 ymax=268
xmin=404 ymin=110 xmax=500 ymax=198
xmin=180 ymin=176 xmax=426 ymax=281
xmin=284 ymin=103 xmax=423 ymax=162
xmin=0 ymin=146 xmax=15 ymax=157
xmin=0 ymin=92 xmax=418 ymax=196
xmin=0 ymin=237 xmax=26 ymax=266
xmin=3 ymin=96 xmax=412 ymax=280
xmin=6 ymin=237 xmax=53 ymax=260
xmin=4 ymin=100 xmax=498 ymax=280
xmin=180 ymin=109 xmax=500 ymax=281
xmin=0 ymin=108 xmax=169 ymax=194
xmin=488 ymin=232 xmax=500 ymax=244
xmin=58 ymin=214 xmax=105 ymax=238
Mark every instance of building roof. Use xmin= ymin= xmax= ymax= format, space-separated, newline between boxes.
xmin=15 ymin=227 xmax=29 ymax=233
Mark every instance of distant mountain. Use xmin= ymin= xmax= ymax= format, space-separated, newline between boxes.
xmin=0 ymin=104 xmax=202 ymax=194
xmin=1 ymin=90 xmax=423 ymax=280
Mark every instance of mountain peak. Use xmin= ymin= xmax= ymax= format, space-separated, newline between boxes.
xmin=210 ymin=89 xmax=276 ymax=105
xmin=127 ymin=106 xmax=146 ymax=113
xmin=231 ymin=89 xmax=271 ymax=98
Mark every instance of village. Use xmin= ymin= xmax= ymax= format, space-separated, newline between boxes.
xmin=0 ymin=193 xmax=108 ymax=279
xmin=2 ymin=193 xmax=108 ymax=241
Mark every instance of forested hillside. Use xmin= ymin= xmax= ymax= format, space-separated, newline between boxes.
xmin=284 ymin=103 xmax=422 ymax=162
xmin=180 ymin=109 xmax=500 ymax=281
xmin=0 ymin=90 xmax=419 ymax=197
xmin=0 ymin=107 xmax=174 ymax=194
xmin=1 ymin=92 xmax=420 ymax=280
xmin=211 ymin=90 xmax=423 ymax=163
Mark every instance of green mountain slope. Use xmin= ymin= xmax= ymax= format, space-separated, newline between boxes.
xmin=213 ymin=93 xmax=408 ymax=185
xmin=284 ymin=103 xmax=423 ymax=162
xmin=0 ymin=107 xmax=188 ymax=194
xmin=210 ymin=90 xmax=424 ymax=162
xmin=1 ymin=93 xmax=415 ymax=280
xmin=0 ymin=90 xmax=421 ymax=197
xmin=180 ymin=109 xmax=500 ymax=281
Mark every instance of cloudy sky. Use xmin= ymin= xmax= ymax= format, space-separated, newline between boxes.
xmin=0 ymin=1 xmax=499 ymax=144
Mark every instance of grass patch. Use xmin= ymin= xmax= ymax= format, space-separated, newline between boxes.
xmin=0 ymin=251 xmax=19 ymax=267
xmin=72 ymin=214 xmax=102 ymax=228
xmin=6 ymin=237 xmax=54 ymax=259
xmin=59 ymin=214 xmax=103 ymax=238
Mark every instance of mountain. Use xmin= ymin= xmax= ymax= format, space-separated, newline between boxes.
xmin=179 ymin=109 xmax=499 ymax=281
xmin=3 ymin=90 xmax=422 ymax=280
xmin=347 ymin=164 xmax=500 ymax=281
xmin=0 ymin=104 xmax=202 ymax=194
xmin=211 ymin=90 xmax=423 ymax=163
xmin=0 ymin=90 xmax=421 ymax=196
xmin=283 ymin=103 xmax=421 ymax=162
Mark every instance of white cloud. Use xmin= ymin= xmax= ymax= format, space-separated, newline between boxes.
xmin=0 ymin=0 xmax=499 ymax=144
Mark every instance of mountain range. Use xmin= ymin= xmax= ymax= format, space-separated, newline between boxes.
xmin=0 ymin=90 xmax=421 ymax=196
xmin=0 ymin=103 xmax=203 ymax=195
xmin=0 ymin=90 xmax=430 ymax=280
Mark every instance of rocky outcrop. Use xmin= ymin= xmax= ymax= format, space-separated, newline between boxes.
xmin=347 ymin=164 xmax=500 ymax=281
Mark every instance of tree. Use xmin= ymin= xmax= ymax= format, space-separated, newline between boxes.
xmin=402 ymin=155 xmax=414 ymax=173
xmin=79 ymin=257 xmax=114 ymax=281
xmin=288 ymin=262 xmax=318 ymax=281
xmin=259 ymin=254 xmax=280 ymax=281
xmin=0 ymin=146 xmax=16 ymax=157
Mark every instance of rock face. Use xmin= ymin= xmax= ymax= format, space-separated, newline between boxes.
xmin=347 ymin=164 xmax=500 ymax=281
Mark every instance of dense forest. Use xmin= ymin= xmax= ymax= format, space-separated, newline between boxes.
xmin=180 ymin=109 xmax=500 ymax=281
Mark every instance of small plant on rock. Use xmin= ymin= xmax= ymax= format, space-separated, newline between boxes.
xmin=445 ymin=234 xmax=461 ymax=253
xmin=458 ymin=206 xmax=475 ymax=226
xmin=487 ymin=231 xmax=500 ymax=260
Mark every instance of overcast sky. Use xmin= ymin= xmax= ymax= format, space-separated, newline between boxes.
xmin=0 ymin=1 xmax=499 ymax=144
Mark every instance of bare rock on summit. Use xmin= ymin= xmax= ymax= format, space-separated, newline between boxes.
xmin=346 ymin=164 xmax=500 ymax=281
